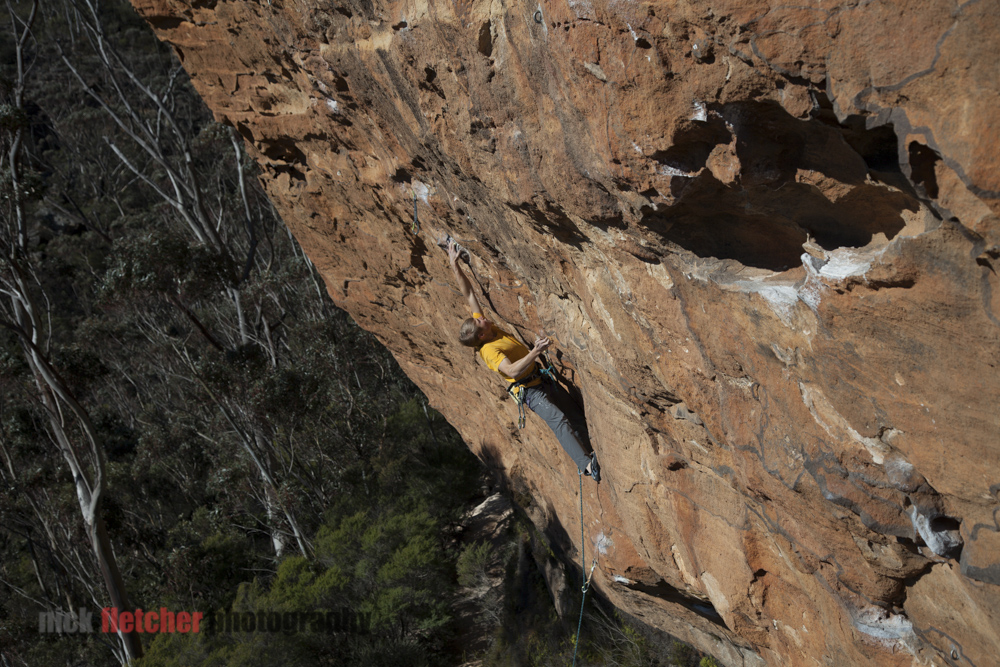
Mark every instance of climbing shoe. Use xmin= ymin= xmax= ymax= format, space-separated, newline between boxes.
xmin=584 ymin=452 xmax=601 ymax=483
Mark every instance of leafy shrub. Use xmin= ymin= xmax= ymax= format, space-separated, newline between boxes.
xmin=457 ymin=540 xmax=493 ymax=588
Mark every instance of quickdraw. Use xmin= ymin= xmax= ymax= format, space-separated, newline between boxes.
xmin=411 ymin=193 xmax=420 ymax=235
xmin=508 ymin=383 xmax=528 ymax=429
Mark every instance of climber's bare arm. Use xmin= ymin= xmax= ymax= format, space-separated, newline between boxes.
xmin=449 ymin=241 xmax=481 ymax=315
xmin=498 ymin=336 xmax=550 ymax=378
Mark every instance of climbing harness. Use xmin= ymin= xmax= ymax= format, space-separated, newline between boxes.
xmin=506 ymin=354 xmax=558 ymax=429
xmin=411 ymin=192 xmax=420 ymax=235
xmin=572 ymin=470 xmax=599 ymax=667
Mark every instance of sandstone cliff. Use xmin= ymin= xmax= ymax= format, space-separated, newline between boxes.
xmin=128 ymin=0 xmax=1000 ymax=663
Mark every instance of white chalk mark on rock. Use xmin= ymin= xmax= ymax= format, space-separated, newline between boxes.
xmin=411 ymin=180 xmax=430 ymax=204
xmin=595 ymin=532 xmax=612 ymax=555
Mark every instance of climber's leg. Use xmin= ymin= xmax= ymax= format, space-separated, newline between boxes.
xmin=524 ymin=384 xmax=592 ymax=472
xmin=546 ymin=381 xmax=591 ymax=448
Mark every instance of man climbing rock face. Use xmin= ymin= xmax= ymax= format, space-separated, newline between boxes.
xmin=448 ymin=241 xmax=600 ymax=482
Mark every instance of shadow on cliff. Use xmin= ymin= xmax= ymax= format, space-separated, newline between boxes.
xmin=508 ymin=198 xmax=624 ymax=251
xmin=640 ymin=100 xmax=922 ymax=272
xmin=477 ymin=437 xmax=729 ymax=633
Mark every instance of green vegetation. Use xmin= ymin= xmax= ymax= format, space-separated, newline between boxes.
xmin=457 ymin=541 xmax=494 ymax=589
xmin=0 ymin=0 xmax=480 ymax=663
xmin=474 ymin=513 xmax=710 ymax=667
xmin=133 ymin=398 xmax=473 ymax=666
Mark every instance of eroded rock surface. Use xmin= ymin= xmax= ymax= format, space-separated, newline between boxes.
xmin=129 ymin=0 xmax=1000 ymax=663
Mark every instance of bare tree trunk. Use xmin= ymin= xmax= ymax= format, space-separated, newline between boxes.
xmin=90 ymin=513 xmax=143 ymax=661
xmin=3 ymin=318 xmax=146 ymax=664
xmin=231 ymin=131 xmax=259 ymax=283
xmin=2 ymin=0 xmax=37 ymax=252
xmin=252 ymin=430 xmax=312 ymax=559
xmin=182 ymin=349 xmax=311 ymax=559
xmin=262 ymin=478 xmax=286 ymax=558
xmin=24 ymin=537 xmax=53 ymax=607
xmin=0 ymin=5 xmax=142 ymax=658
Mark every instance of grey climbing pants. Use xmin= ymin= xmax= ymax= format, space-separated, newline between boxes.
xmin=523 ymin=382 xmax=591 ymax=472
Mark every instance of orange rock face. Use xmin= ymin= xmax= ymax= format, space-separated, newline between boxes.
xmin=129 ymin=0 xmax=999 ymax=663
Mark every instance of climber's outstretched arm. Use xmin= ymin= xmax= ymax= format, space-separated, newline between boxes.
xmin=449 ymin=240 xmax=482 ymax=315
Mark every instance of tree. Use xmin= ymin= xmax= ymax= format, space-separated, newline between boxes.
xmin=0 ymin=2 xmax=485 ymax=665
xmin=0 ymin=0 xmax=142 ymax=661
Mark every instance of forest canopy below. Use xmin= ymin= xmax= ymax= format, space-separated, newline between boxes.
xmin=0 ymin=0 xmax=486 ymax=663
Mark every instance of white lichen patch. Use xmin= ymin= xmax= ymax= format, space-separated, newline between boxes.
xmin=723 ymin=243 xmax=883 ymax=330
xmin=671 ymin=545 xmax=699 ymax=588
xmin=568 ymin=0 xmax=594 ymax=19
xmin=706 ymin=254 xmax=819 ymax=328
xmin=718 ymin=223 xmax=923 ymax=331
xmin=799 ymin=383 xmax=892 ymax=464
xmin=584 ymin=62 xmax=608 ymax=82
xmin=817 ymin=247 xmax=879 ymax=280
xmin=756 ymin=285 xmax=800 ymax=325
xmin=700 ymin=572 xmax=730 ymax=619
xmin=645 ymin=261 xmax=674 ymax=292
xmin=595 ymin=532 xmax=613 ymax=555
xmin=590 ymin=292 xmax=621 ymax=340
xmin=411 ymin=180 xmax=430 ymax=204
xmin=907 ymin=507 xmax=962 ymax=557
xmin=778 ymin=621 xmax=804 ymax=648
xmin=658 ymin=164 xmax=698 ymax=178
xmin=607 ymin=262 xmax=633 ymax=302
xmin=849 ymin=605 xmax=914 ymax=643
xmin=691 ymin=100 xmax=707 ymax=122
xmin=326 ymin=98 xmax=340 ymax=114
xmin=883 ymin=451 xmax=916 ymax=489
xmin=804 ymin=239 xmax=901 ymax=289
xmin=798 ymin=253 xmax=824 ymax=311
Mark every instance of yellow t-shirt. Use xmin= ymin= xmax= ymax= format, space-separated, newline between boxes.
xmin=474 ymin=313 xmax=541 ymax=386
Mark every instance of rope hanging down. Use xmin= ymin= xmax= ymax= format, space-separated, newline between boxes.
xmin=572 ymin=471 xmax=598 ymax=667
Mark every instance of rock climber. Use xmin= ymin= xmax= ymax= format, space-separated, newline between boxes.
xmin=447 ymin=240 xmax=600 ymax=482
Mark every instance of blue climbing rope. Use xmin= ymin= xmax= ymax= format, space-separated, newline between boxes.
xmin=572 ymin=471 xmax=598 ymax=667
xmin=537 ymin=356 xmax=558 ymax=384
